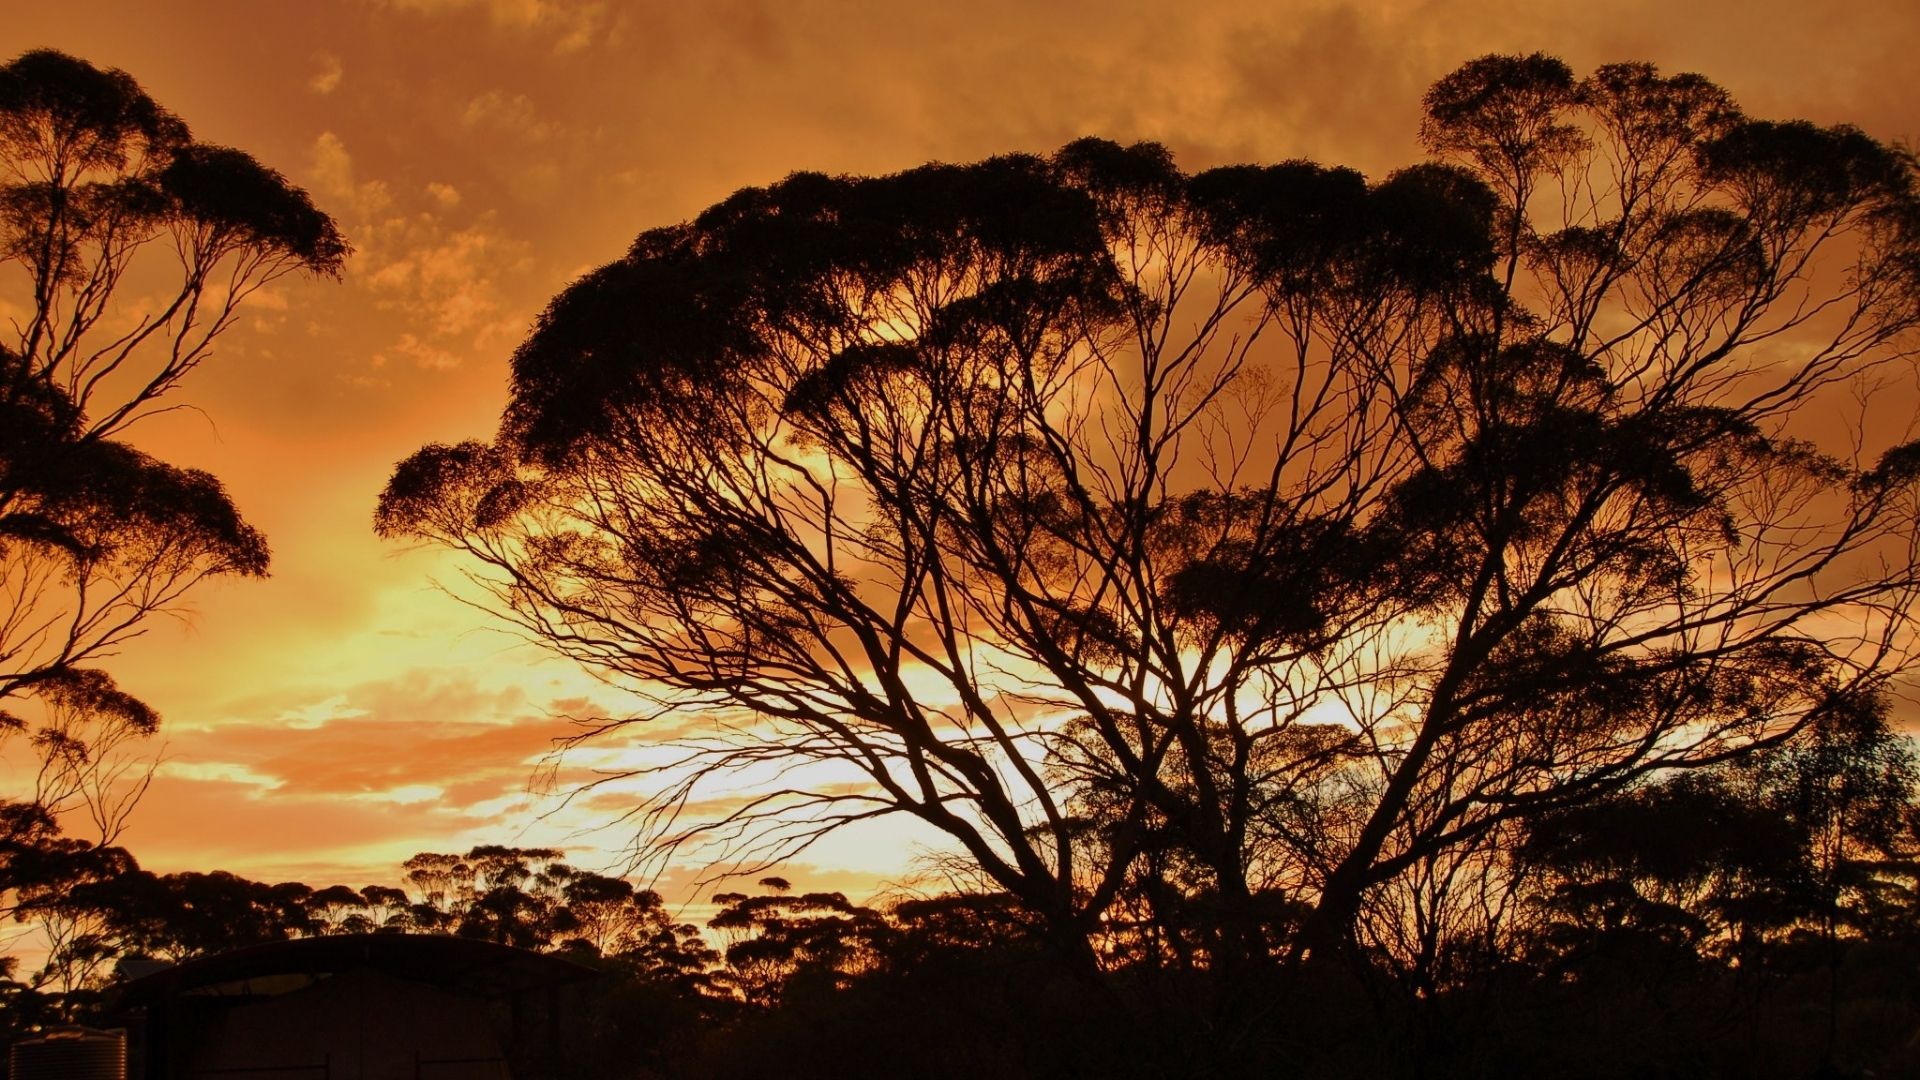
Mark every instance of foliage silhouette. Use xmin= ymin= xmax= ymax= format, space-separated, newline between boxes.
xmin=0 ymin=50 xmax=344 ymax=923
xmin=708 ymin=877 xmax=893 ymax=1006
xmin=4 ymin=831 xmax=1920 ymax=1077
xmin=380 ymin=53 xmax=1920 ymax=1005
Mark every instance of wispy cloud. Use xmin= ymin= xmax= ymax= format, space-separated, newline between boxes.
xmin=309 ymin=52 xmax=344 ymax=95
xmin=373 ymin=0 xmax=614 ymax=53
xmin=304 ymin=132 xmax=532 ymax=377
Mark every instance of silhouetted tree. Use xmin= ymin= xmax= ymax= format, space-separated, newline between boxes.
xmin=2 ymin=852 xmax=324 ymax=1028
xmin=87 ymin=869 xmax=313 ymax=962
xmin=1521 ymin=692 xmax=1919 ymax=965
xmin=379 ymin=53 xmax=1920 ymax=1004
xmin=550 ymin=869 xmax=718 ymax=984
xmin=708 ymin=878 xmax=892 ymax=1006
xmin=355 ymin=884 xmax=413 ymax=930
xmin=885 ymin=892 xmax=1047 ymax=966
xmin=3 ymin=837 xmax=134 ymax=1001
xmin=397 ymin=844 xmax=573 ymax=947
xmin=392 ymin=843 xmax=723 ymax=985
xmin=0 ymin=51 xmax=344 ymax=959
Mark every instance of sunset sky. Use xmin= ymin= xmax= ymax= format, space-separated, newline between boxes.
xmin=9 ymin=0 xmax=1920 ymax=900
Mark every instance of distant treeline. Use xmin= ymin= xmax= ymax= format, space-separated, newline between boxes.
xmin=7 ymin=708 xmax=1920 ymax=1079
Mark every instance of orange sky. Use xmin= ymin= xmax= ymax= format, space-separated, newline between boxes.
xmin=8 ymin=0 xmax=1920 ymax=898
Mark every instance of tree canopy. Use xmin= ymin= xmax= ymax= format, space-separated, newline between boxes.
xmin=380 ymin=54 xmax=1920 ymax=984
xmin=0 ymin=47 xmax=343 ymax=932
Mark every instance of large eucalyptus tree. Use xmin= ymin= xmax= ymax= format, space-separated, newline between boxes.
xmin=0 ymin=49 xmax=344 ymax=847
xmin=381 ymin=54 xmax=1920 ymax=975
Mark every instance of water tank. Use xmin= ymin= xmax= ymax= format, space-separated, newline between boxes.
xmin=9 ymin=1025 xmax=126 ymax=1080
